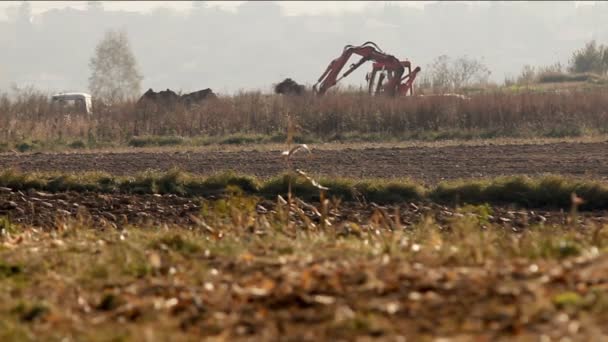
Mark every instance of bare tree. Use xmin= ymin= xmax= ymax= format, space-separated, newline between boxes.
xmin=427 ymin=55 xmax=491 ymax=92
xmin=429 ymin=55 xmax=451 ymax=92
xmin=517 ymin=65 xmax=536 ymax=85
xmin=88 ymin=29 xmax=143 ymax=103
xmin=450 ymin=56 xmax=491 ymax=89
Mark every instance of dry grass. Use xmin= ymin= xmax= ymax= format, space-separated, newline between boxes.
xmin=1 ymin=195 xmax=608 ymax=340
xmin=3 ymin=88 xmax=608 ymax=151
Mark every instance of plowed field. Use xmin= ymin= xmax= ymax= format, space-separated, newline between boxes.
xmin=1 ymin=141 xmax=606 ymax=183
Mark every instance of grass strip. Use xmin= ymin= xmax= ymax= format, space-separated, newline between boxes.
xmin=1 ymin=169 xmax=607 ymax=209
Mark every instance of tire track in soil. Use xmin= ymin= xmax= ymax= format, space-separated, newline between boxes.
xmin=1 ymin=141 xmax=607 ymax=184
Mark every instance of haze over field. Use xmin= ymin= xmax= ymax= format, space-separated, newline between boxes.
xmin=0 ymin=1 xmax=606 ymax=94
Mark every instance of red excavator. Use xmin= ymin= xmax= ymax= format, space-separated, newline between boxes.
xmin=313 ymin=41 xmax=421 ymax=96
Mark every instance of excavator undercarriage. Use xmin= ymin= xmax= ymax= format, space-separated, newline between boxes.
xmin=313 ymin=41 xmax=421 ymax=96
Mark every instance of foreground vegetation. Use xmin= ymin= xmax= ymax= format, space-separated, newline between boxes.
xmin=1 ymin=192 xmax=608 ymax=340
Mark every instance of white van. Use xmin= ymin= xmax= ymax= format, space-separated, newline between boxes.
xmin=51 ymin=92 xmax=93 ymax=115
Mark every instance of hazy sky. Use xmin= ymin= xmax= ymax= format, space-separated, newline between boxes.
xmin=0 ymin=0 xmax=595 ymax=19
xmin=0 ymin=1 xmax=604 ymax=95
xmin=0 ymin=1 xmax=427 ymax=19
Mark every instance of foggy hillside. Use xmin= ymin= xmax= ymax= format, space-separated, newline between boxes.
xmin=1 ymin=1 xmax=606 ymax=95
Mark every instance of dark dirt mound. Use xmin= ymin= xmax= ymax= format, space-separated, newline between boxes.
xmin=139 ymin=88 xmax=181 ymax=104
xmin=181 ymin=88 xmax=217 ymax=105
xmin=138 ymin=88 xmax=217 ymax=108
xmin=274 ymin=78 xmax=306 ymax=95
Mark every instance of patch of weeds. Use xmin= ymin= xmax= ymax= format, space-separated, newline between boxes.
xmin=534 ymin=237 xmax=582 ymax=259
xmin=484 ymin=176 xmax=536 ymax=206
xmin=269 ymin=133 xmax=317 ymax=144
xmin=151 ymin=234 xmax=201 ymax=255
xmin=97 ymin=174 xmax=119 ymax=192
xmin=588 ymin=289 xmax=608 ymax=314
xmin=0 ymin=169 xmax=46 ymax=190
xmin=89 ymin=264 xmax=110 ymax=280
xmin=200 ymin=191 xmax=258 ymax=223
xmin=433 ymin=130 xmax=477 ymax=141
xmin=119 ymin=172 xmax=158 ymax=194
xmin=0 ymin=263 xmax=22 ymax=277
xmin=157 ymin=169 xmax=187 ymax=195
xmin=260 ymin=174 xmax=321 ymax=201
xmin=128 ymin=137 xmax=149 ymax=148
xmin=553 ymin=292 xmax=583 ymax=308
xmin=97 ymin=293 xmax=124 ymax=311
xmin=319 ymin=178 xmax=354 ymax=200
xmin=430 ymin=175 xmax=608 ymax=210
xmin=533 ymin=176 xmax=574 ymax=208
xmin=219 ymin=134 xmax=268 ymax=145
xmin=327 ymin=132 xmax=396 ymax=143
xmin=329 ymin=313 xmax=382 ymax=338
xmin=128 ymin=136 xmax=185 ymax=147
xmin=184 ymin=136 xmax=211 ymax=146
xmin=46 ymin=174 xmax=97 ymax=192
xmin=0 ymin=216 xmax=18 ymax=235
xmin=543 ymin=126 xmax=583 ymax=138
xmin=68 ymin=140 xmax=87 ymax=149
xmin=457 ymin=203 xmax=493 ymax=225
xmin=11 ymin=302 xmax=49 ymax=322
xmin=537 ymin=72 xmax=594 ymax=83
xmin=355 ymin=180 xmax=423 ymax=204
xmin=556 ymin=240 xmax=582 ymax=258
xmin=15 ymin=141 xmax=38 ymax=153
xmin=87 ymin=130 xmax=98 ymax=148
xmin=193 ymin=172 xmax=259 ymax=195
xmin=157 ymin=136 xmax=186 ymax=146
xmin=431 ymin=180 xmax=487 ymax=206
xmin=0 ymin=321 xmax=30 ymax=341
xmin=199 ymin=323 xmax=225 ymax=337
xmin=205 ymin=238 xmax=245 ymax=258
xmin=127 ymin=261 xmax=151 ymax=278
xmin=117 ymin=245 xmax=152 ymax=278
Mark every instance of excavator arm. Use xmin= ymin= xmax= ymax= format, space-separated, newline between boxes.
xmin=398 ymin=65 xmax=422 ymax=96
xmin=313 ymin=42 xmax=407 ymax=96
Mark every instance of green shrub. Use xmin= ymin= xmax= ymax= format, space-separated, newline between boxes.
xmin=219 ymin=134 xmax=267 ymax=145
xmin=537 ymin=72 xmax=594 ymax=83
xmin=128 ymin=136 xmax=185 ymax=147
xmin=15 ymin=142 xmax=37 ymax=153
xmin=68 ymin=140 xmax=87 ymax=149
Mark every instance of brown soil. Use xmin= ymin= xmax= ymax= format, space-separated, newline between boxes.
xmin=1 ymin=141 xmax=607 ymax=184
xmin=0 ymin=187 xmax=604 ymax=230
xmin=0 ymin=188 xmax=202 ymax=229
